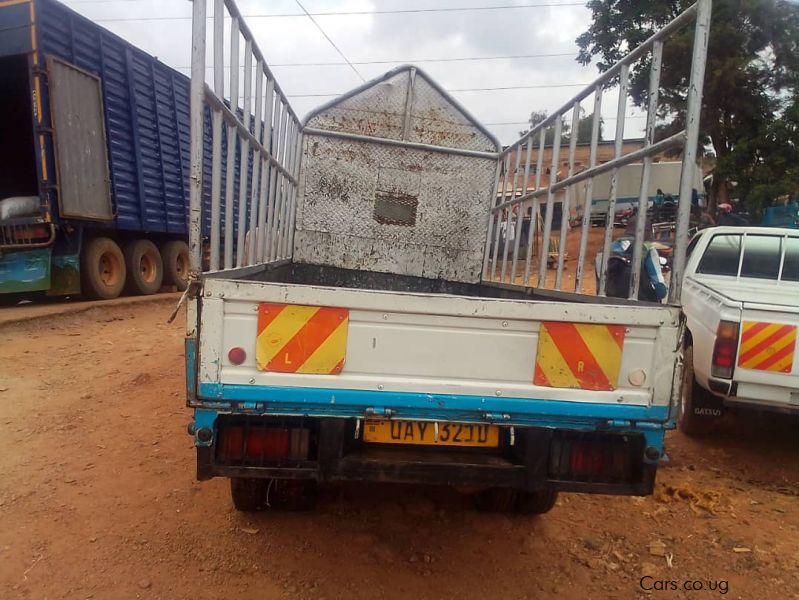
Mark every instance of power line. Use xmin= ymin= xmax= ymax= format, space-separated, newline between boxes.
xmin=179 ymin=52 xmax=576 ymax=70
xmin=294 ymin=0 xmax=365 ymax=83
xmin=90 ymin=2 xmax=584 ymax=23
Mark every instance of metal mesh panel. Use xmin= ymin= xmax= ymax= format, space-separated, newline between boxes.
xmin=294 ymin=134 xmax=495 ymax=283
xmin=408 ymin=76 xmax=495 ymax=152
xmin=306 ymin=70 xmax=409 ymax=141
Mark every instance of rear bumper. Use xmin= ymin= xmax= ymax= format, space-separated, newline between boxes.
xmin=709 ymin=378 xmax=799 ymax=415
xmin=192 ymin=415 xmax=660 ymax=496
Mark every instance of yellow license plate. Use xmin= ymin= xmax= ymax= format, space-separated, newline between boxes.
xmin=363 ymin=420 xmax=499 ymax=448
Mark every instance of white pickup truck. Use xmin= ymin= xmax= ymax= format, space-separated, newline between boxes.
xmin=679 ymin=226 xmax=799 ymax=433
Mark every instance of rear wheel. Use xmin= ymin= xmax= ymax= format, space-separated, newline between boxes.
xmin=230 ymin=478 xmax=317 ymax=512
xmin=516 ymin=490 xmax=558 ymax=515
xmin=80 ymin=237 xmax=126 ymax=300
xmin=160 ymin=240 xmax=190 ymax=291
xmin=123 ymin=239 xmax=163 ymax=295
xmin=678 ymin=345 xmax=718 ymax=435
xmin=475 ymin=488 xmax=557 ymax=515
xmin=230 ymin=477 xmax=267 ymax=512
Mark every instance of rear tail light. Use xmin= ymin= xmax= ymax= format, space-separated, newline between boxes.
xmin=549 ymin=431 xmax=643 ymax=484
xmin=711 ymin=320 xmax=739 ymax=379
xmin=218 ymin=426 xmax=290 ymax=460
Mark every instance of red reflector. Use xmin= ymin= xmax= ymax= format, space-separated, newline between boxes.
xmin=712 ymin=321 xmax=739 ymax=379
xmin=228 ymin=347 xmax=246 ymax=365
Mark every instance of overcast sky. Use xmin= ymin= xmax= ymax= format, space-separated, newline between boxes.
xmin=61 ymin=0 xmax=649 ymax=144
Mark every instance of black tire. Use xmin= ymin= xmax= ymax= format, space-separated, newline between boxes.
xmin=474 ymin=488 xmax=518 ymax=513
xmin=160 ymin=240 xmax=190 ymax=291
xmin=230 ymin=478 xmax=267 ymax=512
xmin=80 ymin=237 xmax=126 ymax=300
xmin=123 ymin=239 xmax=163 ymax=295
xmin=678 ymin=345 xmax=718 ymax=435
xmin=516 ymin=490 xmax=558 ymax=515
xmin=266 ymin=480 xmax=318 ymax=511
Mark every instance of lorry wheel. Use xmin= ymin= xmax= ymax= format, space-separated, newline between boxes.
xmin=123 ymin=239 xmax=163 ymax=295
xmin=80 ymin=237 xmax=126 ymax=300
xmin=230 ymin=477 xmax=267 ymax=512
xmin=160 ymin=240 xmax=190 ymax=291
xmin=678 ymin=345 xmax=717 ymax=435
xmin=516 ymin=490 xmax=558 ymax=515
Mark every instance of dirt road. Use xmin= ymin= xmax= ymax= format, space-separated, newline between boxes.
xmin=1 ymin=300 xmax=798 ymax=600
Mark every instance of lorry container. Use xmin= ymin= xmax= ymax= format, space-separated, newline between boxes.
xmin=184 ymin=0 xmax=711 ymax=513
xmin=0 ymin=0 xmax=231 ymax=303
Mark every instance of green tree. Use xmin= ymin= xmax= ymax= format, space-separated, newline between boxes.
xmin=575 ymin=0 xmax=799 ymax=212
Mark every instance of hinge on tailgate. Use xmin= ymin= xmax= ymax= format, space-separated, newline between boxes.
xmin=167 ymin=278 xmax=202 ymax=323
xmin=364 ymin=407 xmax=394 ymax=417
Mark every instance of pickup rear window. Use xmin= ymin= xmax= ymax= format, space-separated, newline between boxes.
xmin=697 ymin=233 xmax=799 ymax=281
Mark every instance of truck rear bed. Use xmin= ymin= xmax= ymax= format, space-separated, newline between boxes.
xmin=191 ymin=265 xmax=680 ymax=495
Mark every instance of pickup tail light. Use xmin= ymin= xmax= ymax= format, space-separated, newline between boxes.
xmin=711 ymin=320 xmax=739 ymax=379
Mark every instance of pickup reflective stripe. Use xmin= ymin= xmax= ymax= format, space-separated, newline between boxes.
xmin=256 ymin=303 xmax=348 ymax=374
xmin=738 ymin=321 xmax=796 ymax=373
xmin=534 ymin=322 xmax=625 ymax=391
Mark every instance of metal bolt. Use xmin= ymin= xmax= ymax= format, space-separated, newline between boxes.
xmin=495 ymin=390 xmax=502 ymax=396
xmin=501 ymin=321 xmax=508 ymax=328
xmin=249 ymin=378 xmax=255 ymax=384
xmin=377 ymin=384 xmax=384 ymax=390
xmin=625 ymin=328 xmax=631 ymax=333
xmin=382 ymin=314 xmax=389 ymax=320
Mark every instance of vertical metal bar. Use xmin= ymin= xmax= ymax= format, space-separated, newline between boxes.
xmin=246 ymin=64 xmax=263 ymax=265
xmin=235 ymin=39 xmax=252 ymax=267
xmin=598 ymin=64 xmax=630 ymax=296
xmin=256 ymin=78 xmax=275 ymax=262
xmin=401 ymin=67 xmax=417 ymax=141
xmin=524 ymin=127 xmax=546 ymax=286
xmin=188 ymin=0 xmax=206 ymax=276
xmin=501 ymin=146 xmax=522 ymax=282
xmin=279 ymin=121 xmax=296 ymax=258
xmin=482 ymin=160 xmax=503 ymax=280
xmin=629 ymin=40 xmax=663 ymax=299
xmin=273 ymin=106 xmax=290 ymax=259
xmin=208 ymin=0 xmax=224 ymax=271
xmin=511 ymin=136 xmax=533 ymax=282
xmin=537 ymin=117 xmax=563 ymax=287
xmin=286 ymin=128 xmax=303 ymax=259
xmin=266 ymin=101 xmax=284 ymax=261
xmin=555 ymin=101 xmax=580 ymax=289
xmin=223 ymin=17 xmax=239 ymax=270
xmin=670 ymin=0 xmax=711 ymax=303
xmin=575 ymin=86 xmax=603 ymax=293
xmin=490 ymin=154 xmax=511 ymax=280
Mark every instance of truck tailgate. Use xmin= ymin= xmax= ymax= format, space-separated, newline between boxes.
xmin=735 ymin=303 xmax=799 ymax=399
xmin=196 ymin=277 xmax=681 ymax=425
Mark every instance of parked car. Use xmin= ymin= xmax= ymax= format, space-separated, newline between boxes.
xmin=679 ymin=226 xmax=799 ymax=434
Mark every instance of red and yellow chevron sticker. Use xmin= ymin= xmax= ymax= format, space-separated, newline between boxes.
xmin=256 ymin=303 xmax=349 ymax=374
xmin=534 ymin=322 xmax=625 ymax=391
xmin=737 ymin=320 xmax=796 ymax=373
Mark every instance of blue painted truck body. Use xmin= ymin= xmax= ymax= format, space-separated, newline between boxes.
xmin=0 ymin=0 xmax=243 ymax=298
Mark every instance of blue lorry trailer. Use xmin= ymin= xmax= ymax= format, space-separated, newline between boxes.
xmin=0 ymin=0 xmax=232 ymax=303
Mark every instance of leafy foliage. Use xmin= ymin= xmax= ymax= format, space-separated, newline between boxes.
xmin=575 ymin=0 xmax=799 ymax=211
